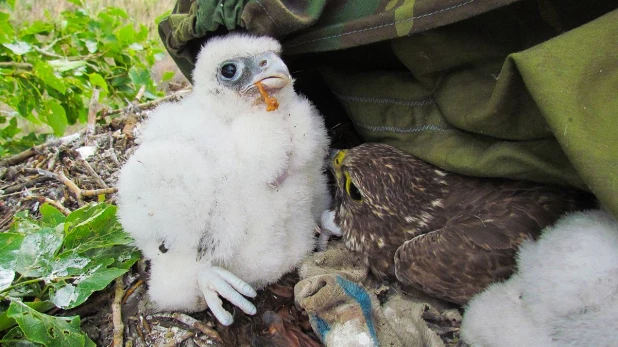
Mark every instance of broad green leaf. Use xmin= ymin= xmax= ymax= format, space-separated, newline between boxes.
xmin=7 ymin=300 xmax=94 ymax=346
xmin=13 ymin=227 xmax=63 ymax=278
xmin=66 ymin=0 xmax=83 ymax=5
xmin=88 ymin=73 xmax=108 ymax=93
xmin=128 ymin=66 xmax=150 ymax=87
xmin=40 ymin=204 xmax=66 ymax=227
xmin=35 ymin=62 xmax=66 ymax=94
xmin=64 ymin=204 xmax=133 ymax=252
xmin=105 ymin=7 xmax=128 ymax=19
xmin=48 ymin=60 xmax=87 ymax=73
xmin=117 ymin=24 xmax=135 ymax=46
xmin=0 ymin=232 xmax=24 ymax=268
xmin=3 ymin=41 xmax=31 ymax=55
xmin=0 ymin=12 xmax=15 ymax=43
xmin=45 ymin=100 xmax=68 ymax=137
xmin=50 ymin=267 xmax=125 ymax=309
xmin=20 ymin=21 xmax=53 ymax=36
xmin=0 ymin=267 xmax=14 ymax=291
xmin=0 ymin=300 xmax=55 ymax=332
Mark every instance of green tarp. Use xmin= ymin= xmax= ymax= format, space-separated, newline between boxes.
xmin=158 ymin=0 xmax=618 ymax=217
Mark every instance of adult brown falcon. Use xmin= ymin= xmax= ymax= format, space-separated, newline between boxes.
xmin=325 ymin=143 xmax=595 ymax=304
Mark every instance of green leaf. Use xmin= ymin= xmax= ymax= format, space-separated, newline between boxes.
xmin=20 ymin=21 xmax=53 ymax=36
xmin=0 ymin=12 xmax=15 ymax=43
xmin=0 ymin=233 xmax=24 ymax=269
xmin=84 ymin=39 xmax=97 ymax=53
xmin=117 ymin=24 xmax=135 ymax=46
xmin=64 ymin=204 xmax=133 ymax=252
xmin=3 ymin=41 xmax=32 ymax=55
xmin=35 ymin=62 xmax=66 ymax=94
xmin=0 ymin=300 xmax=55 ymax=332
xmin=161 ymin=71 xmax=175 ymax=82
xmin=88 ymin=73 xmax=108 ymax=93
xmin=7 ymin=300 xmax=94 ymax=346
xmin=50 ymin=267 xmax=126 ymax=309
xmin=48 ymin=60 xmax=87 ymax=73
xmin=66 ymin=0 xmax=83 ymax=6
xmin=40 ymin=204 xmax=66 ymax=227
xmin=13 ymin=227 xmax=63 ymax=278
xmin=128 ymin=67 xmax=151 ymax=87
xmin=45 ymin=100 xmax=68 ymax=137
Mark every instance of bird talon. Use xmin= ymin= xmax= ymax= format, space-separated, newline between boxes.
xmin=199 ymin=266 xmax=257 ymax=325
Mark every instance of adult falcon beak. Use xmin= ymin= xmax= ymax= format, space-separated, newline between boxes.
xmin=248 ymin=52 xmax=291 ymax=92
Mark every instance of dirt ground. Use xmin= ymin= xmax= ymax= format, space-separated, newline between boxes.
xmin=0 ymin=90 xmax=466 ymax=347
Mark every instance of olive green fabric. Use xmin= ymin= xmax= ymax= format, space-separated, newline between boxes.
xmin=157 ymin=0 xmax=618 ymax=217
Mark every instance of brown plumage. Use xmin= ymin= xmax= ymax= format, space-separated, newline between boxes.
xmin=330 ymin=143 xmax=595 ymax=304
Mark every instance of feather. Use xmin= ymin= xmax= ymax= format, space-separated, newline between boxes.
xmin=117 ymin=34 xmax=331 ymax=324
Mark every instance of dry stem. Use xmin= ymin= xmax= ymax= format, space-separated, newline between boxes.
xmin=112 ymin=278 xmax=125 ymax=347
xmin=106 ymin=88 xmax=191 ymax=116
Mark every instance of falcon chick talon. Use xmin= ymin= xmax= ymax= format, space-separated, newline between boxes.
xmin=317 ymin=210 xmax=343 ymax=251
xmin=321 ymin=209 xmax=343 ymax=237
xmin=199 ymin=266 xmax=257 ymax=326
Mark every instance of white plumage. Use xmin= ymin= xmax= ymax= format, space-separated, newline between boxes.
xmin=461 ymin=209 xmax=618 ymax=347
xmin=116 ymin=34 xmax=331 ymax=325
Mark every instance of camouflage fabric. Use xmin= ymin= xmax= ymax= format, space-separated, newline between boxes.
xmin=158 ymin=0 xmax=520 ymax=80
xmin=158 ymin=0 xmax=618 ymax=217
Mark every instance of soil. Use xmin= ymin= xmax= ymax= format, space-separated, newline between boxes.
xmin=0 ymin=89 xmax=466 ymax=347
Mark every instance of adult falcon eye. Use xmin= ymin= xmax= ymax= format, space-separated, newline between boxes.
xmin=220 ymin=63 xmax=237 ymax=79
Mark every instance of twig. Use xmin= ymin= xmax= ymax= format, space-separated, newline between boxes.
xmin=32 ymin=46 xmax=103 ymax=61
xmin=81 ymin=187 xmax=117 ymax=197
xmin=56 ymin=170 xmax=84 ymax=206
xmin=0 ymin=62 xmax=33 ymax=70
xmin=112 ymin=278 xmax=125 ymax=347
xmin=2 ymin=176 xmax=52 ymax=194
xmin=0 ymin=143 xmax=48 ymax=167
xmin=78 ymin=158 xmax=108 ymax=189
xmin=133 ymin=86 xmax=146 ymax=104
xmin=106 ymin=88 xmax=192 ymax=116
xmin=156 ymin=312 xmax=222 ymax=342
xmin=32 ymin=196 xmax=71 ymax=216
xmin=87 ymin=88 xmax=100 ymax=137
xmin=192 ymin=338 xmax=209 ymax=347
xmin=122 ymin=279 xmax=144 ymax=304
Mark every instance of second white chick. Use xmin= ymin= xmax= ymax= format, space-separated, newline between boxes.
xmin=117 ymin=34 xmax=331 ymax=326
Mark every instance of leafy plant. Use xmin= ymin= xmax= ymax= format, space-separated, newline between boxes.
xmin=0 ymin=0 xmax=170 ymax=156
xmin=0 ymin=202 xmax=140 ymax=346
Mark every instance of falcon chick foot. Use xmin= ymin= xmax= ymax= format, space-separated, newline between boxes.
xmin=198 ymin=266 xmax=257 ymax=326
xmin=317 ymin=210 xmax=343 ymax=251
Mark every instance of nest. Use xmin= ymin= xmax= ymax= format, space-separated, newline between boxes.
xmin=0 ymin=88 xmax=464 ymax=347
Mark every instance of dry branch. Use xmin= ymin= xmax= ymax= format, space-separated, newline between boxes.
xmin=87 ymin=88 xmax=101 ymax=137
xmin=78 ymin=158 xmax=108 ymax=189
xmin=0 ymin=62 xmax=33 ymax=69
xmin=0 ymin=143 xmax=48 ymax=167
xmin=32 ymin=196 xmax=71 ymax=216
xmin=112 ymin=278 xmax=125 ymax=347
xmin=106 ymin=88 xmax=192 ymax=116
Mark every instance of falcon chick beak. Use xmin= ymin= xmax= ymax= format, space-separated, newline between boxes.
xmin=249 ymin=52 xmax=291 ymax=92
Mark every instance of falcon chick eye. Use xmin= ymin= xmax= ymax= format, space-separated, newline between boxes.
xmin=344 ymin=171 xmax=363 ymax=202
xmin=220 ymin=63 xmax=237 ymax=79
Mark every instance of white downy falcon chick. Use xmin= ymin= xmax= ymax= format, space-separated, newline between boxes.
xmin=116 ymin=34 xmax=331 ymax=326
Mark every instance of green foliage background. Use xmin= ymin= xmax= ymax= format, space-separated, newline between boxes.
xmin=0 ymin=0 xmax=171 ymax=156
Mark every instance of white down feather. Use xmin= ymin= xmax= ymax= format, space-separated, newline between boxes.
xmin=461 ymin=209 xmax=618 ymax=347
xmin=116 ymin=34 xmax=331 ymax=312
